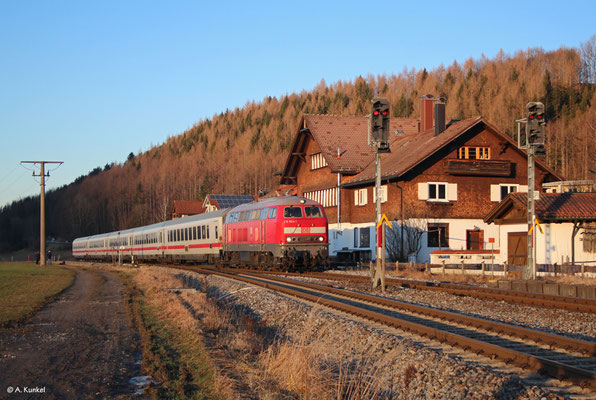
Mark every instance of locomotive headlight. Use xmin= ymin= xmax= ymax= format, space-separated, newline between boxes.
xmin=318 ymin=236 xmax=324 ymax=242
xmin=286 ymin=237 xmax=292 ymax=243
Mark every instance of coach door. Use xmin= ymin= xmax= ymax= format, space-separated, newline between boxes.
xmin=507 ymin=232 xmax=527 ymax=266
xmin=260 ymin=219 xmax=265 ymax=249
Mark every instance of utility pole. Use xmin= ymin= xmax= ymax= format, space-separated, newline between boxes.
xmin=20 ymin=161 xmax=63 ymax=266
xmin=527 ymin=145 xmax=536 ymax=280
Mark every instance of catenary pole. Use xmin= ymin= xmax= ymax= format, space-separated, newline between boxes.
xmin=20 ymin=161 xmax=63 ymax=266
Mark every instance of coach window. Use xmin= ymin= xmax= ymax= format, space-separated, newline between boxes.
xmin=260 ymin=208 xmax=268 ymax=219
xmin=207 ymin=226 xmax=210 ymax=239
xmin=251 ymin=209 xmax=260 ymax=220
xmin=202 ymin=225 xmax=206 ymax=239
xmin=268 ymin=207 xmax=277 ymax=219
xmin=215 ymin=226 xmax=218 ymax=239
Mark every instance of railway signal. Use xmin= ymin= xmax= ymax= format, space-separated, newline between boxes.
xmin=526 ymin=102 xmax=545 ymax=146
xmin=371 ymin=98 xmax=390 ymax=153
xmin=369 ymin=98 xmax=391 ymax=291
xmin=516 ymin=101 xmax=547 ymax=279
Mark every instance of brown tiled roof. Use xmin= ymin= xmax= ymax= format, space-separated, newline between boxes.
xmin=343 ymin=118 xmax=482 ymax=186
xmin=281 ymin=113 xmax=562 ymax=188
xmin=304 ymin=114 xmax=419 ymax=173
xmin=508 ymin=192 xmax=596 ymax=221
xmin=343 ymin=117 xmax=562 ymax=187
xmin=171 ymin=200 xmax=205 ymax=216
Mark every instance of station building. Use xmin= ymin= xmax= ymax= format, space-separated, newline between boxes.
xmin=278 ymin=95 xmax=562 ymax=264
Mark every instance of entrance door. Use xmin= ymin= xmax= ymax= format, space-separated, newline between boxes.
xmin=466 ymin=230 xmax=484 ymax=250
xmin=507 ymin=232 xmax=527 ymax=265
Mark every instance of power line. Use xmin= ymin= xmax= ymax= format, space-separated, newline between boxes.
xmin=0 ymin=164 xmax=20 ymax=185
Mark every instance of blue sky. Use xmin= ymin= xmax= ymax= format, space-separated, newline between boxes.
xmin=1 ymin=1 xmax=594 ymax=207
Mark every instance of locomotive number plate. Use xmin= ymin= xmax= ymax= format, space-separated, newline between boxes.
xmin=301 ymin=227 xmax=310 ymax=234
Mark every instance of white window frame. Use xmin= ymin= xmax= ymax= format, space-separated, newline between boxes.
xmin=418 ymin=182 xmax=456 ymax=202
xmin=373 ymin=185 xmax=388 ymax=203
xmin=490 ymin=183 xmax=527 ymax=202
xmin=354 ymin=188 xmax=368 ymax=206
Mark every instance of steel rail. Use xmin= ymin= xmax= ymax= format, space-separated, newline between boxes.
xmin=191 ymin=267 xmax=596 ymax=390
xmin=238 ymin=271 xmax=596 ymax=356
xmin=209 ymin=267 xmax=596 ymax=314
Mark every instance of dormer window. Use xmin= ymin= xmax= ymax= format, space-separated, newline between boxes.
xmin=458 ymin=146 xmax=490 ymax=160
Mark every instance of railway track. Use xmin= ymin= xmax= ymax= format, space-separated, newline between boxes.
xmin=203 ymin=267 xmax=596 ymax=314
xmin=185 ymin=266 xmax=596 ymax=390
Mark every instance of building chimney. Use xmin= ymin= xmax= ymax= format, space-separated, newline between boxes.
xmin=420 ymin=94 xmax=434 ymax=132
xmin=434 ymin=97 xmax=446 ymax=136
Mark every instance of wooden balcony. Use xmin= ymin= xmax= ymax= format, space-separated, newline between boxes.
xmin=446 ymin=159 xmax=512 ymax=177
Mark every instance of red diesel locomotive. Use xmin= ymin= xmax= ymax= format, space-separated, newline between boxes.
xmin=221 ymin=196 xmax=328 ymax=270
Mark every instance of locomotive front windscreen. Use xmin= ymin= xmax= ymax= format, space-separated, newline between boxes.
xmin=304 ymin=206 xmax=322 ymax=218
xmin=283 ymin=206 xmax=303 ymax=218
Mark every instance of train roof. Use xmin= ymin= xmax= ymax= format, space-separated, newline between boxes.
xmin=73 ymin=208 xmax=230 ymax=242
xmin=229 ymin=196 xmax=320 ymax=212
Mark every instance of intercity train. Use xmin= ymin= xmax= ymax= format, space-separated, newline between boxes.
xmin=72 ymin=196 xmax=329 ymax=271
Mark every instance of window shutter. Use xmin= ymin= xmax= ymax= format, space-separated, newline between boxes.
xmin=354 ymin=190 xmax=359 ymax=206
xmin=418 ymin=183 xmax=428 ymax=200
xmin=361 ymin=189 xmax=368 ymax=205
xmin=447 ymin=183 xmax=458 ymax=201
xmin=490 ymin=185 xmax=500 ymax=202
xmin=519 ymin=185 xmax=528 ymax=193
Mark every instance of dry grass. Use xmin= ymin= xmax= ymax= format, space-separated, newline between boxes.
xmin=122 ymin=266 xmax=224 ymax=399
xmin=123 ymin=265 xmax=393 ymax=399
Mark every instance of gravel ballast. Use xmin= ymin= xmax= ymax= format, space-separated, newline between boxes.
xmin=173 ymin=268 xmax=594 ymax=399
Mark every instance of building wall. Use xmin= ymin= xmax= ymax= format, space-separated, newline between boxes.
xmin=495 ymin=222 xmax=594 ymax=266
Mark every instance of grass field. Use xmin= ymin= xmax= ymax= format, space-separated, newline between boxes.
xmin=0 ymin=262 xmax=75 ymax=325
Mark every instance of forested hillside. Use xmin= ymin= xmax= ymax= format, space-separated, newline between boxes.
xmin=1 ymin=39 xmax=595 ymax=252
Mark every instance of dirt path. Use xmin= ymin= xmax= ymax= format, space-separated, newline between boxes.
xmin=0 ymin=267 xmax=141 ymax=399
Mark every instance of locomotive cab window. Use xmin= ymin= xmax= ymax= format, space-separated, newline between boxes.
xmin=284 ymin=206 xmax=303 ymax=218
xmin=305 ymin=206 xmax=322 ymax=218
